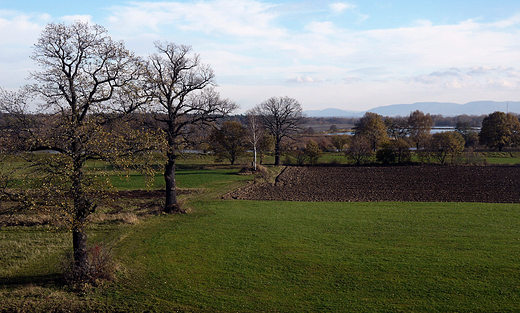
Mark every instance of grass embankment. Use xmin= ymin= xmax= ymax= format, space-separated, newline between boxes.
xmin=2 ymin=154 xmax=520 ymax=311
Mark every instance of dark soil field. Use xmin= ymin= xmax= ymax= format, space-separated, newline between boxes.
xmin=225 ymin=165 xmax=520 ymax=203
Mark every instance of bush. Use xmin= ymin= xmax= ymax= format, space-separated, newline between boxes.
xmin=376 ymin=147 xmax=396 ymax=164
xmin=62 ymin=243 xmax=116 ymax=288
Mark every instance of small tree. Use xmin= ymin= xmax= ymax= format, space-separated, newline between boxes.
xmin=255 ymin=96 xmax=303 ymax=166
xmin=304 ymin=140 xmax=322 ymax=165
xmin=246 ymin=108 xmax=264 ymax=171
xmin=258 ymin=132 xmax=275 ymax=164
xmin=408 ymin=110 xmax=433 ymax=149
xmin=376 ymin=138 xmax=411 ymax=164
xmin=331 ymin=134 xmax=350 ymax=152
xmin=354 ymin=112 xmax=388 ymax=151
xmin=429 ymin=131 xmax=465 ymax=164
xmin=209 ymin=121 xmax=247 ymax=165
xmin=455 ymin=121 xmax=479 ymax=148
xmin=346 ymin=135 xmax=373 ymax=165
xmin=385 ymin=116 xmax=409 ymax=140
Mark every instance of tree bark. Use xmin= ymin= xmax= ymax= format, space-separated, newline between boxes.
xmin=72 ymin=154 xmax=89 ymax=279
xmin=274 ymin=138 xmax=281 ymax=166
xmin=164 ymin=152 xmax=181 ymax=213
xmin=72 ymin=227 xmax=88 ymax=278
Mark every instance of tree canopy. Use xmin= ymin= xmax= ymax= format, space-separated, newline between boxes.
xmin=354 ymin=112 xmax=387 ymax=151
xmin=479 ymin=111 xmax=520 ymax=151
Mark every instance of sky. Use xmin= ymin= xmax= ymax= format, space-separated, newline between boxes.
xmin=1 ymin=0 xmax=520 ymax=113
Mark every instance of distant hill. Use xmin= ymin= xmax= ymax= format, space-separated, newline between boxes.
xmin=304 ymin=101 xmax=520 ymax=117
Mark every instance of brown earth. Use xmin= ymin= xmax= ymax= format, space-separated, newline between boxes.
xmin=224 ymin=165 xmax=520 ymax=203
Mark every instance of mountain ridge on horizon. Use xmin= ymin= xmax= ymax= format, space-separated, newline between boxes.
xmin=304 ymin=101 xmax=520 ymax=117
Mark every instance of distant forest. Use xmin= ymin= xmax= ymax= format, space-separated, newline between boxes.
xmin=232 ymin=113 xmax=491 ymax=128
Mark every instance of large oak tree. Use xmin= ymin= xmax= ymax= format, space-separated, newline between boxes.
xmin=145 ymin=42 xmax=237 ymax=213
xmin=0 ymin=22 xmax=147 ymax=281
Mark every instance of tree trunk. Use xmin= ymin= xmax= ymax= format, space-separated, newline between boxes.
xmin=71 ymin=155 xmax=89 ymax=280
xmin=274 ymin=139 xmax=281 ymax=166
xmin=164 ymin=152 xmax=181 ymax=213
xmin=72 ymin=227 xmax=88 ymax=279
xmin=253 ymin=146 xmax=257 ymax=171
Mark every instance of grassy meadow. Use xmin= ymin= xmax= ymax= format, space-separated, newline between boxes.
xmin=1 ymin=153 xmax=520 ymax=312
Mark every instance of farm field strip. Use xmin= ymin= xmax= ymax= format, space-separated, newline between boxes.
xmin=227 ymin=165 xmax=520 ymax=203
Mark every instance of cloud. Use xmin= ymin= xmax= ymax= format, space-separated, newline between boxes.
xmin=409 ymin=66 xmax=520 ymax=92
xmin=329 ymin=2 xmax=356 ymax=13
xmin=467 ymin=65 xmax=494 ymax=76
xmin=107 ymin=0 xmax=284 ymax=38
xmin=2 ymin=1 xmax=520 ymax=111
xmin=287 ymin=76 xmax=323 ymax=84
xmin=489 ymin=14 xmax=520 ymax=28
xmin=60 ymin=15 xmax=92 ymax=24
xmin=343 ymin=76 xmax=362 ymax=84
xmin=428 ymin=69 xmax=461 ymax=77
xmin=305 ymin=21 xmax=336 ymax=34
xmin=0 ymin=11 xmax=45 ymax=45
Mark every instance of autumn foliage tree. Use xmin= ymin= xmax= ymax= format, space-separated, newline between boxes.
xmin=354 ymin=112 xmax=388 ymax=151
xmin=408 ymin=110 xmax=433 ymax=149
xmin=479 ymin=111 xmax=520 ymax=151
xmin=429 ymin=131 xmax=465 ymax=164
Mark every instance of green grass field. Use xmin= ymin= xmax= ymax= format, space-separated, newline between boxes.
xmin=112 ymin=200 xmax=520 ymax=312
xmin=2 ymin=154 xmax=520 ymax=312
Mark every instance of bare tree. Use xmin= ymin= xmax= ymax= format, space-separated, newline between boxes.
xmin=246 ymin=108 xmax=264 ymax=171
xmin=255 ymin=96 xmax=303 ymax=166
xmin=209 ymin=120 xmax=247 ymax=165
xmin=145 ymin=42 xmax=237 ymax=213
xmin=346 ymin=135 xmax=373 ymax=165
xmin=0 ymin=22 xmax=147 ymax=281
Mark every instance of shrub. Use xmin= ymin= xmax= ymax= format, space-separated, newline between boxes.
xmin=62 ymin=243 xmax=116 ymax=288
xmin=304 ymin=140 xmax=322 ymax=165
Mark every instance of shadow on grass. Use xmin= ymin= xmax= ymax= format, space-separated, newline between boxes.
xmin=0 ymin=273 xmax=64 ymax=288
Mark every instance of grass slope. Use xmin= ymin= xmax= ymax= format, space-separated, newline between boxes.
xmin=114 ymin=200 xmax=520 ymax=312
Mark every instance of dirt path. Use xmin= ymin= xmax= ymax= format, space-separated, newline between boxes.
xmin=224 ymin=165 xmax=520 ymax=203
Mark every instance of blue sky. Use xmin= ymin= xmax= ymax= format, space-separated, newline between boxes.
xmin=1 ymin=0 xmax=520 ymax=112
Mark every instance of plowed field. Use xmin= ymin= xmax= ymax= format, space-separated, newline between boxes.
xmin=224 ymin=165 xmax=520 ymax=203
